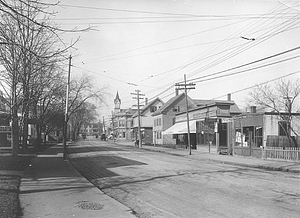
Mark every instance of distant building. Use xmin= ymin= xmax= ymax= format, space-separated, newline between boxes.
xmin=163 ymin=94 xmax=241 ymax=153
xmin=152 ymin=93 xmax=197 ymax=146
xmin=233 ymin=107 xmax=300 ymax=158
xmin=112 ymin=92 xmax=137 ymax=141
xmin=132 ymin=97 xmax=164 ymax=145
xmin=0 ymin=92 xmax=10 ymax=148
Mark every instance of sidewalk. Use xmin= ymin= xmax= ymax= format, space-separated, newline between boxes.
xmin=114 ymin=140 xmax=300 ymax=174
xmin=19 ymin=145 xmax=136 ymax=218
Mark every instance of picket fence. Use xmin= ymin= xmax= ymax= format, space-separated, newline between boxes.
xmin=264 ymin=147 xmax=300 ymax=161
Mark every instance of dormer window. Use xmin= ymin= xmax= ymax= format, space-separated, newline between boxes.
xmin=150 ymin=106 xmax=157 ymax=112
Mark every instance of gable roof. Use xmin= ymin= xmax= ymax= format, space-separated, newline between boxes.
xmin=152 ymin=93 xmax=196 ymax=116
xmin=132 ymin=97 xmax=164 ymax=117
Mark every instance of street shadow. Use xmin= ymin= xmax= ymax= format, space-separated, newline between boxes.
xmin=0 ymin=156 xmax=32 ymax=171
xmin=36 ymin=146 xmax=63 ymax=155
xmin=20 ymin=184 xmax=93 ymax=195
xmin=67 ymin=145 xmax=125 ymax=154
xmin=23 ymin=157 xmax=82 ymax=179
xmin=70 ymin=155 xmax=147 ymax=181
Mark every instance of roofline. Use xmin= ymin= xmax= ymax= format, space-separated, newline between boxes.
xmin=176 ymin=101 xmax=235 ymax=115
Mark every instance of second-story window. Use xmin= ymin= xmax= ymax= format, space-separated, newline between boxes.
xmin=150 ymin=106 xmax=157 ymax=112
xmin=173 ymin=106 xmax=180 ymax=112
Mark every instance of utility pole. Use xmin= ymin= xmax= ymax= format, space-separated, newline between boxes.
xmin=102 ymin=116 xmax=105 ymax=134
xmin=131 ymin=90 xmax=145 ymax=148
xmin=111 ymin=111 xmax=115 ymax=142
xmin=63 ymin=55 xmax=72 ymax=160
xmin=175 ymin=74 xmax=195 ymax=155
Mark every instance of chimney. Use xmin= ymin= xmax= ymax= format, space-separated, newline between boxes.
xmin=175 ymin=88 xmax=179 ymax=96
xmin=145 ymin=98 xmax=148 ymax=105
xmin=250 ymin=106 xmax=257 ymax=113
xmin=227 ymin=93 xmax=231 ymax=101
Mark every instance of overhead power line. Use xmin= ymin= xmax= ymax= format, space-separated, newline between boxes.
xmin=58 ymin=3 xmax=299 ymax=19
xmin=72 ymin=65 xmax=137 ymax=86
xmin=54 ymin=13 xmax=299 ymax=21
xmin=212 ymin=71 xmax=300 ymax=100
xmin=185 ymin=45 xmax=300 ymax=83
xmin=140 ymin=3 xmax=296 ymax=89
xmin=84 ymin=20 xmax=244 ymax=64
xmin=195 ymin=55 xmax=300 ymax=84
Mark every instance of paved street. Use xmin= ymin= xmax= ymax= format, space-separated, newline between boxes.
xmin=68 ymin=138 xmax=300 ymax=218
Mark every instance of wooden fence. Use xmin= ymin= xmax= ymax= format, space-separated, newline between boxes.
xmin=264 ymin=147 xmax=300 ymax=161
xmin=266 ymin=135 xmax=299 ymax=147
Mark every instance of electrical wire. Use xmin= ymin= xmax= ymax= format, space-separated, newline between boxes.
xmin=185 ymin=46 xmax=300 ymax=83
xmin=140 ymin=3 xmax=288 ymax=88
xmin=178 ymin=3 xmax=299 ymax=80
xmin=84 ymin=20 xmax=245 ymax=64
xmin=89 ymin=37 xmax=239 ymax=63
xmin=72 ymin=65 xmax=139 ymax=86
xmin=212 ymin=71 xmax=300 ymax=99
xmin=193 ymin=55 xmax=300 ymax=84
xmin=183 ymin=7 xmax=297 ymax=80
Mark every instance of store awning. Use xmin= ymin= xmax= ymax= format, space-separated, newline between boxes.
xmin=163 ymin=120 xmax=196 ymax=135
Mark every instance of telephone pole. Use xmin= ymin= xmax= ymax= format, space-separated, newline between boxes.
xmin=111 ymin=111 xmax=115 ymax=142
xmin=102 ymin=116 xmax=106 ymax=134
xmin=63 ymin=55 xmax=72 ymax=160
xmin=175 ymin=74 xmax=195 ymax=155
xmin=131 ymin=90 xmax=145 ymax=148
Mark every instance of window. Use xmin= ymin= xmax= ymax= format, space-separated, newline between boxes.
xmin=157 ymin=131 xmax=162 ymax=139
xmin=155 ymin=118 xmax=162 ymax=126
xmin=119 ymin=120 xmax=125 ymax=127
xmin=278 ymin=121 xmax=288 ymax=136
xmin=173 ymin=106 xmax=180 ymax=112
xmin=150 ymin=106 xmax=157 ymax=112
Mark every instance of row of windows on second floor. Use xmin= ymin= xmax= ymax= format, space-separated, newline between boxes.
xmin=113 ymin=119 xmax=133 ymax=128
xmin=154 ymin=117 xmax=177 ymax=127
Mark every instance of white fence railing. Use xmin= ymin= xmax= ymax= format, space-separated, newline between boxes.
xmin=264 ymin=147 xmax=300 ymax=161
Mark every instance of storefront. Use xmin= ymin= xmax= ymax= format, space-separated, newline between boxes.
xmin=163 ymin=101 xmax=240 ymax=153
xmin=234 ymin=114 xmax=263 ymax=158
xmin=163 ymin=120 xmax=197 ymax=149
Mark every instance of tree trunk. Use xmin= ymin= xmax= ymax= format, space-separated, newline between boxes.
xmin=22 ymin=115 xmax=29 ymax=150
xmin=36 ymin=123 xmax=42 ymax=150
xmin=11 ymin=80 xmax=19 ymax=156
xmin=11 ymin=113 xmax=19 ymax=156
xmin=43 ymin=132 xmax=47 ymax=146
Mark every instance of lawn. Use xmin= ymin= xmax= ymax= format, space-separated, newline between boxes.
xmin=0 ymin=155 xmax=32 ymax=218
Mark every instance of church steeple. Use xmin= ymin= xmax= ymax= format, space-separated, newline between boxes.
xmin=114 ymin=91 xmax=121 ymax=111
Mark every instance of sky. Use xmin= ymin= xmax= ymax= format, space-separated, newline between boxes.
xmin=44 ymin=0 xmax=300 ymax=122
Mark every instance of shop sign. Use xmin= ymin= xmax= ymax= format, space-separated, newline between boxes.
xmin=221 ymin=118 xmax=233 ymax=123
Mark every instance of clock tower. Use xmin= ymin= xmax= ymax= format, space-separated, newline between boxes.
xmin=114 ymin=91 xmax=121 ymax=112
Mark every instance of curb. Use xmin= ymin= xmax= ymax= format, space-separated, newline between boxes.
xmin=130 ymin=145 xmax=300 ymax=174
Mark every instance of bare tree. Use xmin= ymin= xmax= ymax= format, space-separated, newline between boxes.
xmin=0 ymin=0 xmax=71 ymax=154
xmin=69 ymin=102 xmax=98 ymax=141
xmin=68 ymin=75 xmax=108 ymax=119
xmin=249 ymin=79 xmax=300 ymax=147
